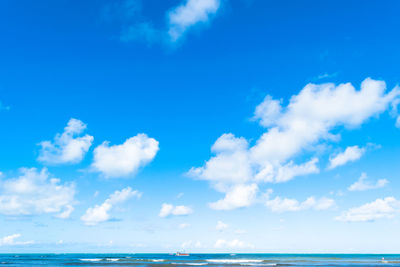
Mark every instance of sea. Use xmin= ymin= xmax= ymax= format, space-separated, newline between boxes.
xmin=0 ymin=254 xmax=399 ymax=266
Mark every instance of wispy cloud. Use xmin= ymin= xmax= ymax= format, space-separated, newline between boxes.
xmin=348 ymin=173 xmax=388 ymax=191
xmin=265 ymin=190 xmax=335 ymax=213
xmin=111 ymin=0 xmax=222 ymax=45
xmin=159 ymin=203 xmax=193 ymax=217
xmin=328 ymin=146 xmax=365 ymax=170
xmin=0 ymin=234 xmax=34 ymax=246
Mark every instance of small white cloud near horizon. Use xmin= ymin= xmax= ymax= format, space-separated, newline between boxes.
xmin=215 ymin=220 xmax=228 ymax=231
xmin=348 ymin=173 xmax=388 ymax=191
xmin=336 ymin=197 xmax=400 ymax=222
xmin=91 ymin=133 xmax=159 ymax=178
xmin=81 ymin=187 xmax=141 ymax=225
xmin=159 ymin=203 xmax=193 ymax=218
xmin=0 ymin=168 xmax=75 ymax=217
xmin=38 ymin=118 xmax=93 ymax=165
xmin=328 ymin=146 xmax=365 ymax=170
xmin=0 ymin=234 xmax=34 ymax=246
xmin=213 ymin=239 xmax=254 ymax=249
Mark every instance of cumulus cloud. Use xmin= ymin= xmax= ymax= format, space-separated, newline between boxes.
xmin=158 ymin=203 xmax=193 ymax=217
xmin=189 ymin=78 xmax=400 ymax=210
xmin=215 ymin=220 xmax=228 ymax=231
xmin=213 ymin=239 xmax=254 ymax=249
xmin=81 ymin=187 xmax=141 ymax=225
xmin=0 ymin=168 xmax=75 ymax=217
xmin=265 ymin=190 xmax=335 ymax=213
xmin=336 ymin=197 xmax=400 ymax=222
xmin=91 ymin=133 xmax=159 ymax=178
xmin=328 ymin=146 xmax=365 ymax=169
xmin=168 ymin=0 xmax=221 ymax=41
xmin=348 ymin=173 xmax=388 ymax=191
xmin=38 ymin=118 xmax=93 ymax=165
xmin=0 ymin=234 xmax=34 ymax=246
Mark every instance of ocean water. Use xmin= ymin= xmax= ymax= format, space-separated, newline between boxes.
xmin=0 ymin=253 xmax=399 ymax=266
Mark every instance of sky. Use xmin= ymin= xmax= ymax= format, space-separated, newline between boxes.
xmin=0 ymin=0 xmax=400 ymax=253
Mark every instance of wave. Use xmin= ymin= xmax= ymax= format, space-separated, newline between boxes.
xmin=206 ymin=259 xmax=264 ymax=263
xmin=80 ymin=258 xmax=101 ymax=262
xmin=172 ymin=263 xmax=208 ymax=265
xmin=106 ymin=258 xmax=120 ymax=261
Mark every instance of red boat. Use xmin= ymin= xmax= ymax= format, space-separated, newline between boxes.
xmin=175 ymin=252 xmax=189 ymax=256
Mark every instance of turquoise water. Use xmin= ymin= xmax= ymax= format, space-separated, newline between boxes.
xmin=0 ymin=254 xmax=399 ymax=266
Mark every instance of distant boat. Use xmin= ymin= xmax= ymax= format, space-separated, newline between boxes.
xmin=176 ymin=252 xmax=190 ymax=256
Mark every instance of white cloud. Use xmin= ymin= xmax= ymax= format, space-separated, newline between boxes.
xmin=120 ymin=0 xmax=221 ymax=44
xmin=253 ymin=95 xmax=282 ymax=127
xmin=336 ymin=197 xmax=400 ymax=222
xmin=348 ymin=173 xmax=388 ymax=191
xmin=396 ymin=116 xmax=400 ymax=128
xmin=209 ymin=184 xmax=258 ymax=211
xmin=56 ymin=205 xmax=74 ymax=219
xmin=265 ymin=190 xmax=335 ymax=213
xmin=178 ymin=223 xmax=191 ymax=229
xmin=189 ymin=78 xmax=399 ymax=210
xmin=168 ymin=0 xmax=221 ymax=41
xmin=215 ymin=220 xmax=228 ymax=231
xmin=81 ymin=187 xmax=141 ymax=225
xmin=92 ymin=133 xmax=159 ymax=178
xmin=328 ymin=146 xmax=365 ymax=169
xmin=38 ymin=118 xmax=93 ymax=165
xmin=213 ymin=239 xmax=254 ymax=249
xmin=159 ymin=203 xmax=193 ymax=217
xmin=0 ymin=168 xmax=75 ymax=217
xmin=0 ymin=234 xmax=34 ymax=246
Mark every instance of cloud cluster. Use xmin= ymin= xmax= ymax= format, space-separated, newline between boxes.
xmin=38 ymin=118 xmax=93 ymax=164
xmin=348 ymin=173 xmax=388 ymax=191
xmin=336 ymin=197 xmax=400 ymax=222
xmin=92 ymin=134 xmax=159 ymax=178
xmin=0 ymin=168 xmax=75 ymax=217
xmin=158 ymin=203 xmax=193 ymax=217
xmin=189 ymin=78 xmax=399 ymax=210
xmin=328 ymin=146 xmax=365 ymax=169
xmin=81 ymin=187 xmax=141 ymax=225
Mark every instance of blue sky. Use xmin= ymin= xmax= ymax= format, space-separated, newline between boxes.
xmin=0 ymin=0 xmax=400 ymax=253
